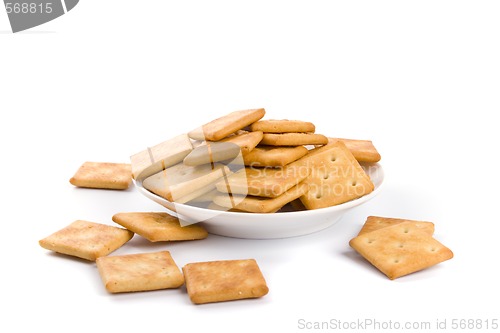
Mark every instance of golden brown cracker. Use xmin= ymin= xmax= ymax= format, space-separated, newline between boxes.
xmin=260 ymin=133 xmax=328 ymax=146
xmin=298 ymin=141 xmax=374 ymax=209
xmin=182 ymin=259 xmax=269 ymax=304
xmin=183 ymin=131 xmax=263 ymax=167
xmin=330 ymin=138 xmax=381 ymax=163
xmin=243 ymin=145 xmax=309 ymax=167
xmin=188 ymin=108 xmax=265 ymax=141
xmin=250 ymin=119 xmax=315 ymax=133
xmin=96 ymin=251 xmax=184 ymax=293
xmin=130 ymin=134 xmax=193 ymax=180
xmin=39 ymin=220 xmax=134 ymax=261
xmin=112 ymin=212 xmax=208 ymax=242
xmin=215 ymin=164 xmax=309 ymax=198
xmin=349 ymin=222 xmax=453 ymax=280
xmin=69 ymin=162 xmax=132 ymax=190
xmin=213 ymin=182 xmax=309 ymax=213
xmin=358 ymin=216 xmax=434 ymax=236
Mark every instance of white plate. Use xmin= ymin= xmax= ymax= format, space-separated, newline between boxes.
xmin=134 ymin=163 xmax=384 ymax=239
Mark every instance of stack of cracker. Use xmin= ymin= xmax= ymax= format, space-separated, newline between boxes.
xmin=132 ymin=108 xmax=381 ymax=213
xmin=349 ymin=216 xmax=453 ymax=280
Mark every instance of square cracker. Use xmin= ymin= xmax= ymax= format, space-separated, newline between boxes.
xmin=112 ymin=212 xmax=208 ymax=242
xmin=250 ymin=119 xmax=315 ymax=133
xmin=358 ymin=216 xmax=435 ymax=236
xmin=216 ymin=164 xmax=310 ymax=198
xmin=96 ymin=251 xmax=184 ymax=293
xmin=213 ymin=182 xmax=309 ymax=213
xmin=260 ymin=133 xmax=328 ymax=146
xmin=182 ymin=259 xmax=269 ymax=304
xmin=69 ymin=162 xmax=132 ymax=190
xmin=242 ymin=145 xmax=309 ymax=167
xmin=142 ymin=163 xmax=231 ymax=202
xmin=39 ymin=220 xmax=134 ymax=261
xmin=183 ymin=131 xmax=263 ymax=167
xmin=130 ymin=134 xmax=193 ymax=180
xmin=188 ymin=108 xmax=265 ymax=141
xmin=330 ymin=138 xmax=381 ymax=163
xmin=298 ymin=141 xmax=374 ymax=209
xmin=349 ymin=222 xmax=453 ymax=280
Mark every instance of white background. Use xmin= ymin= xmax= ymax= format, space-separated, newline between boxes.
xmin=1 ymin=1 xmax=499 ymax=332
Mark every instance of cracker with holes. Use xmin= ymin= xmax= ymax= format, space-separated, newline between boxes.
xmin=96 ymin=251 xmax=184 ymax=293
xmin=112 ymin=212 xmax=208 ymax=242
xmin=260 ymin=133 xmax=328 ymax=146
xmin=213 ymin=182 xmax=308 ymax=213
xmin=69 ymin=162 xmax=132 ymax=190
xmin=130 ymin=134 xmax=193 ymax=180
xmin=182 ymin=259 xmax=269 ymax=304
xmin=142 ymin=163 xmax=231 ymax=203
xmin=250 ymin=119 xmax=316 ymax=133
xmin=242 ymin=145 xmax=309 ymax=167
xmin=39 ymin=220 xmax=134 ymax=261
xmin=298 ymin=140 xmax=374 ymax=209
xmin=216 ymin=164 xmax=310 ymax=198
xmin=349 ymin=221 xmax=453 ymax=280
xmin=188 ymin=108 xmax=265 ymax=141
xmin=358 ymin=216 xmax=435 ymax=236
xmin=184 ymin=131 xmax=263 ymax=166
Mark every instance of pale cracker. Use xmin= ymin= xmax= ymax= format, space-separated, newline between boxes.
xmin=130 ymin=134 xmax=193 ymax=180
xmin=188 ymin=189 xmax=219 ymax=203
xmin=260 ymin=133 xmax=328 ymax=146
xmin=206 ymin=202 xmax=246 ymax=212
xmin=188 ymin=108 xmax=265 ymax=141
xmin=242 ymin=145 xmax=309 ymax=167
xmin=142 ymin=163 xmax=231 ymax=202
xmin=215 ymin=164 xmax=310 ymax=198
xmin=329 ymin=138 xmax=381 ymax=163
xmin=96 ymin=251 xmax=184 ymax=293
xmin=358 ymin=216 xmax=435 ymax=236
xmin=213 ymin=182 xmax=309 ymax=213
xmin=298 ymin=140 xmax=374 ymax=209
xmin=349 ymin=221 xmax=453 ymax=280
xmin=69 ymin=162 xmax=132 ymax=190
xmin=250 ymin=119 xmax=315 ymax=133
xmin=183 ymin=131 xmax=263 ymax=166
xmin=39 ymin=220 xmax=134 ymax=261
xmin=182 ymin=259 xmax=269 ymax=304
xmin=112 ymin=212 xmax=208 ymax=242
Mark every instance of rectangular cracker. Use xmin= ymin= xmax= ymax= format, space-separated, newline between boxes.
xmin=349 ymin=222 xmax=453 ymax=280
xmin=183 ymin=131 xmax=263 ymax=167
xmin=242 ymin=145 xmax=309 ymax=167
xmin=330 ymin=138 xmax=381 ymax=163
xmin=206 ymin=202 xmax=246 ymax=212
xmin=130 ymin=134 xmax=193 ymax=180
xmin=358 ymin=216 xmax=435 ymax=236
xmin=298 ymin=140 xmax=375 ymax=209
xmin=39 ymin=220 xmax=134 ymax=261
xmin=142 ymin=163 xmax=231 ymax=202
xmin=96 ymin=251 xmax=184 ymax=293
xmin=69 ymin=162 xmax=132 ymax=190
xmin=215 ymin=164 xmax=310 ymax=198
xmin=250 ymin=119 xmax=315 ymax=133
xmin=260 ymin=133 xmax=328 ymax=146
xmin=188 ymin=108 xmax=265 ymax=141
xmin=112 ymin=212 xmax=208 ymax=242
xmin=213 ymin=182 xmax=309 ymax=213
xmin=182 ymin=259 xmax=269 ymax=304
